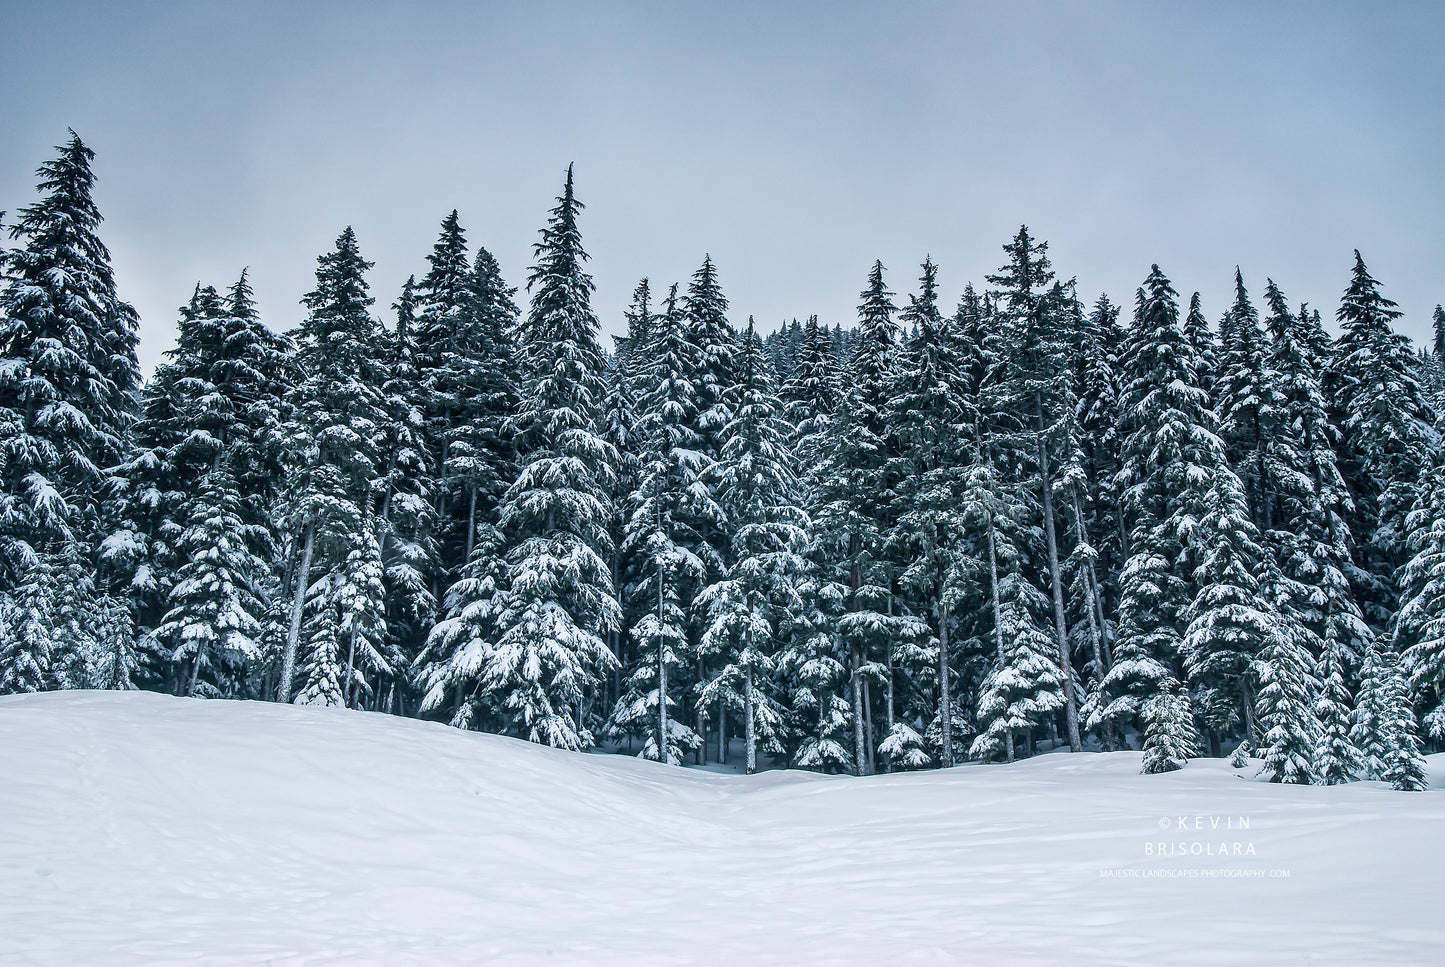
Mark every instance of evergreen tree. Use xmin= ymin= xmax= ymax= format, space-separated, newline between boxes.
xmin=679 ymin=256 xmax=740 ymax=760
xmin=598 ymin=281 xmax=650 ymax=720
xmin=1182 ymin=464 xmax=1276 ymax=743
xmin=986 ymin=227 xmax=1083 ymax=752
xmin=1313 ymin=634 xmax=1363 ymax=784
xmin=279 ymin=227 xmax=390 ymax=705
xmin=1252 ymin=561 xmax=1323 ymax=783
xmin=1353 ymin=644 xmax=1427 ymax=790
xmin=1140 ymin=679 xmax=1199 ymax=774
xmin=211 ymin=271 xmax=297 ymax=518
xmin=414 ymin=513 xmax=506 ymax=729
xmin=1427 ymin=305 xmax=1445 ymax=409
xmin=118 ymin=271 xmax=295 ymax=692
xmin=446 ymin=245 xmax=520 ymax=563
xmin=1398 ymin=451 xmax=1445 ymax=739
xmin=777 ymin=560 xmax=852 ymax=771
xmin=969 ymin=572 xmax=1065 ymax=762
xmin=410 ymin=211 xmax=473 ymax=579
xmin=620 ymin=277 xmax=656 ymax=362
xmin=297 ymin=505 xmax=390 ymax=708
xmin=1262 ymin=282 xmax=1372 ymax=665
xmin=154 ymin=469 xmax=266 ymax=697
xmin=1255 ymin=281 xmax=1373 ymax=781
xmin=780 ymin=314 xmax=837 ymax=477
xmin=816 ymin=260 xmax=905 ymax=775
xmin=684 ymin=255 xmax=740 ymax=468
xmin=697 ymin=323 xmax=806 ymax=773
xmin=1327 ymin=252 xmax=1440 ymax=631
xmin=1072 ymin=292 xmax=1126 ymax=696
xmin=1090 ymin=269 xmax=1206 ymax=746
xmin=1183 ymin=292 xmax=1218 ymax=403
xmin=0 ymin=131 xmax=141 ymax=692
xmin=0 ymin=554 xmax=62 ymax=693
xmin=480 ymin=166 xmax=620 ymax=749
xmin=1216 ymin=269 xmax=1277 ymax=532
xmin=891 ymin=258 xmax=973 ymax=766
xmin=606 ymin=283 xmax=714 ymax=762
xmin=113 ymin=283 xmax=229 ymax=658
xmin=373 ymin=275 xmax=438 ymax=697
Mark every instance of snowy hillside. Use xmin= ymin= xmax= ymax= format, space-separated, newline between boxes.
xmin=3 ymin=692 xmax=1442 ymax=966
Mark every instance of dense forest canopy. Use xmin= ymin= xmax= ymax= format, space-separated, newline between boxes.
xmin=4 ymin=134 xmax=1444 ymax=789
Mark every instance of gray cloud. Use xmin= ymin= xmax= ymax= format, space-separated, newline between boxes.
xmin=2 ymin=0 xmax=1440 ymax=373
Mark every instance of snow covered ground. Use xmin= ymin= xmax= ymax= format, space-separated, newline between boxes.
xmin=3 ymin=691 xmax=1441 ymax=966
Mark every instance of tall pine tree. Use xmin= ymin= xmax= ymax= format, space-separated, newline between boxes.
xmin=480 ymin=166 xmax=620 ymax=749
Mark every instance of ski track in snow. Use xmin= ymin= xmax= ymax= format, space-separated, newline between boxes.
xmin=2 ymin=691 xmax=1441 ymax=966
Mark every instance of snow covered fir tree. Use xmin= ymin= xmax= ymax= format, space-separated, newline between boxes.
xmin=5 ymin=133 xmax=1445 ymax=791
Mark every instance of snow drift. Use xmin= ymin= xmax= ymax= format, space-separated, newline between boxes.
xmin=2 ymin=690 xmax=1441 ymax=966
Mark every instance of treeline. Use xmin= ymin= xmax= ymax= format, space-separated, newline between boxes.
xmin=4 ymin=134 xmax=1445 ymax=789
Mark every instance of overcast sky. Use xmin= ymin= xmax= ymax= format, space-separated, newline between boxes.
xmin=3 ymin=1 xmax=1442 ymax=373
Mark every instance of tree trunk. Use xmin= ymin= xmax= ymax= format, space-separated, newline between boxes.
xmin=938 ymin=598 xmax=953 ymax=767
xmin=380 ymin=449 xmax=397 ymax=522
xmin=609 ymin=538 xmax=622 ymax=715
xmin=848 ymin=536 xmax=870 ymax=776
xmin=695 ymin=656 xmax=706 ymax=766
xmin=465 ymin=485 xmax=478 ymax=563
xmin=187 ymin=654 xmax=200 ymax=697
xmin=863 ymin=679 xmax=876 ymax=775
xmin=745 ymin=665 xmax=756 ymax=775
xmin=882 ymin=652 xmax=895 ymax=774
xmin=1241 ymin=675 xmax=1258 ymax=744
xmin=280 ymin=519 xmax=315 ymax=704
xmin=850 ymin=647 xmax=867 ymax=776
xmin=657 ymin=657 xmax=668 ymax=764
xmin=1070 ymin=493 xmax=1110 ymax=683
xmin=988 ymin=524 xmax=1014 ymax=764
xmin=344 ymin=627 xmax=357 ymax=708
xmin=1036 ymin=394 xmax=1082 ymax=753
xmin=1116 ymin=511 xmax=1131 ymax=570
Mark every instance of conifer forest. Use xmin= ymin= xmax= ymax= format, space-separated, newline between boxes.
xmin=7 ymin=133 xmax=1445 ymax=791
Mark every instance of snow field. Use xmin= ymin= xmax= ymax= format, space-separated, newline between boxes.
xmin=2 ymin=690 xmax=1441 ymax=966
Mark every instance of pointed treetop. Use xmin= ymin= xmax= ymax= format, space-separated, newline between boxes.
xmin=622 ymin=277 xmax=654 ymax=356
xmin=300 ymin=226 xmax=376 ymax=347
xmin=8 ymin=129 xmax=114 ymax=286
xmin=1184 ymin=291 xmax=1208 ymax=322
xmin=685 ymin=255 xmax=728 ymax=322
xmin=527 ymin=166 xmax=593 ymax=302
xmin=228 ymin=267 xmax=257 ymax=320
xmin=857 ymin=259 xmax=897 ymax=334
xmin=31 ymin=130 xmax=101 ymax=227
xmin=1141 ymin=265 xmax=1179 ymax=315
xmin=179 ymin=281 xmax=223 ymax=325
xmin=423 ymin=211 xmax=470 ymax=293
xmin=517 ymin=165 xmax=604 ymax=410
xmin=1184 ymin=292 xmax=1209 ymax=340
xmin=986 ymin=225 xmax=1054 ymax=317
xmin=1263 ymin=278 xmax=1289 ymax=322
xmin=1338 ymin=250 xmax=1402 ymax=329
xmin=911 ymin=257 xmax=941 ymax=317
